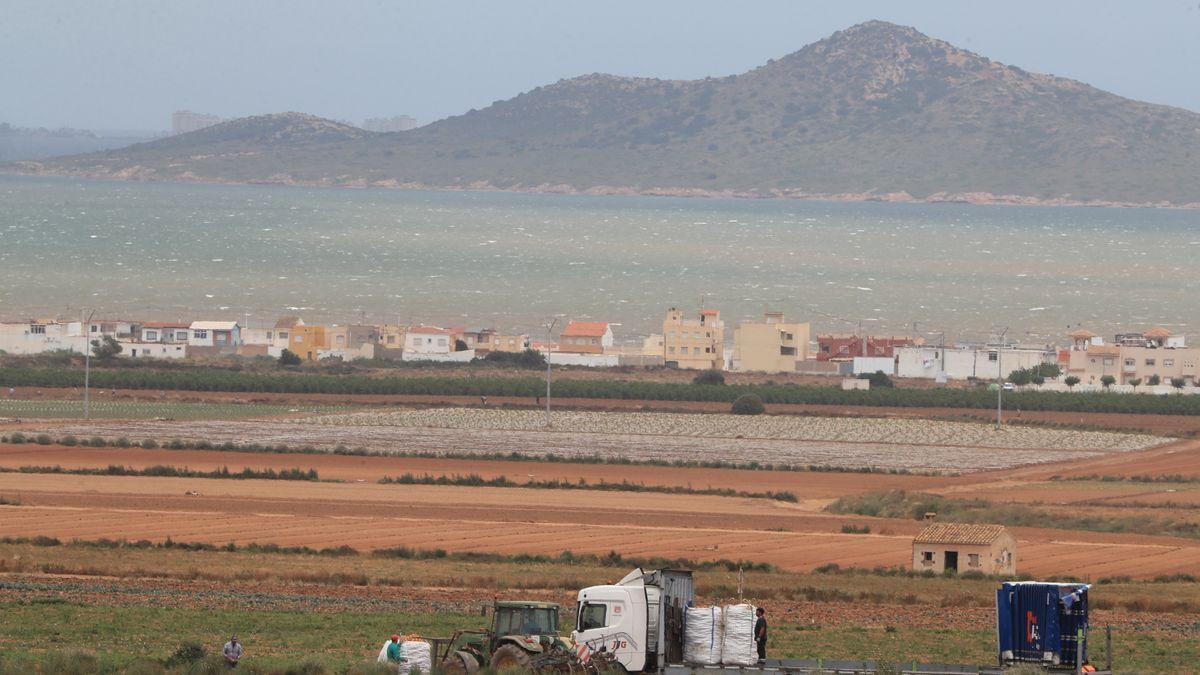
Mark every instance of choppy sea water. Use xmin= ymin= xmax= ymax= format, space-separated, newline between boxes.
xmin=1 ymin=176 xmax=1197 ymax=342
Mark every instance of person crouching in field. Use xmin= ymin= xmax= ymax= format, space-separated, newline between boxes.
xmin=222 ymin=635 xmax=243 ymax=668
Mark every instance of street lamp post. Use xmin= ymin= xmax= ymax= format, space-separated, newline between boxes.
xmin=996 ymin=327 xmax=1009 ymax=430
xmin=82 ymin=308 xmax=96 ymax=420
xmin=545 ymin=318 xmax=557 ymax=427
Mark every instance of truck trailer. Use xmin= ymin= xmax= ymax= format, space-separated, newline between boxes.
xmin=571 ymin=568 xmax=1111 ymax=675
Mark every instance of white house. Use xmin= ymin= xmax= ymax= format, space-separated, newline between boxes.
xmin=403 ymin=325 xmax=453 ymax=354
xmin=188 ymin=321 xmax=241 ymax=348
xmin=896 ymin=344 xmax=1056 ymax=381
xmin=0 ymin=320 xmax=87 ymax=355
xmin=120 ymin=339 xmax=188 ymax=360
xmin=402 ymin=325 xmax=474 ymax=362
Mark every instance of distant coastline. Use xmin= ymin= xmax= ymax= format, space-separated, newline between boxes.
xmin=8 ymin=164 xmax=1199 ymax=210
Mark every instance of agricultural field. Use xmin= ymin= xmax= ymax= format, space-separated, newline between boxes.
xmin=298 ymin=408 xmax=1162 ymax=451
xmin=0 ymin=398 xmax=352 ymax=420
xmin=26 ymin=407 xmax=1165 ymax=473
xmin=0 ymin=542 xmax=1197 ymax=673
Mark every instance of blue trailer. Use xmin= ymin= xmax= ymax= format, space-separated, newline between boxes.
xmin=996 ymin=582 xmax=1090 ymax=669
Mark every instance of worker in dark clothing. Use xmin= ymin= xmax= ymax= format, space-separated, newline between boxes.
xmin=755 ymin=607 xmax=767 ymax=662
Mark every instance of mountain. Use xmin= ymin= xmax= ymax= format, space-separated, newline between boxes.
xmin=9 ymin=21 xmax=1200 ymax=206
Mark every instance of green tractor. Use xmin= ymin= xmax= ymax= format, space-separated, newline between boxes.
xmin=440 ymin=600 xmax=583 ymax=673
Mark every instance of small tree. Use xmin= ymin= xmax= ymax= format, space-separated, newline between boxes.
xmin=90 ymin=335 xmax=122 ymax=360
xmin=858 ymin=370 xmax=894 ymax=388
xmin=731 ymin=393 xmax=765 ymax=415
xmin=1064 ymin=375 xmax=1080 ymax=389
xmin=1128 ymin=377 xmax=1142 ymax=389
xmin=693 ymin=369 xmax=726 ymax=386
xmin=1100 ymin=375 xmax=1116 ymax=389
xmin=1148 ymin=374 xmax=1161 ymax=386
xmin=278 ymin=348 xmax=302 ymax=366
xmin=1171 ymin=377 xmax=1187 ymax=390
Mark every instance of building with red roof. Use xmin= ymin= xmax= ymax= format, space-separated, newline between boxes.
xmin=558 ymin=321 xmax=613 ymax=355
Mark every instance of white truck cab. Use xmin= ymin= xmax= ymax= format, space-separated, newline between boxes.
xmin=572 ymin=568 xmax=693 ymax=673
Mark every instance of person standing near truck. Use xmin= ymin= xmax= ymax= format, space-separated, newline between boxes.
xmin=754 ymin=607 xmax=768 ymax=662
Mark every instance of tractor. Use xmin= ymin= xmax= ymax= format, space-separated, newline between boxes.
xmin=439 ymin=600 xmax=586 ymax=673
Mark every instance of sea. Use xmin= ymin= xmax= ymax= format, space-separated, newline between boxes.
xmin=2 ymin=175 xmax=1197 ymax=343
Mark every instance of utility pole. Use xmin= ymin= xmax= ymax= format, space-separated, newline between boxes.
xmin=996 ymin=327 xmax=1009 ymax=430
xmin=545 ymin=318 xmax=558 ymax=427
xmin=82 ymin=308 xmax=96 ymax=420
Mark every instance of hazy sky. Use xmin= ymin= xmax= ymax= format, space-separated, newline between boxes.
xmin=4 ymin=1 xmax=1200 ymax=131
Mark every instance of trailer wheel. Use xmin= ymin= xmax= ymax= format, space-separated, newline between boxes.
xmin=442 ymin=651 xmax=479 ymax=674
xmin=490 ymin=644 xmax=534 ymax=671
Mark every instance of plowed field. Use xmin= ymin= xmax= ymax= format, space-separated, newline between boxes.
xmin=5 ymin=472 xmax=1200 ymax=579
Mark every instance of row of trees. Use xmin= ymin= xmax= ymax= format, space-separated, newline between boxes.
xmin=3 ymin=366 xmax=1200 ymax=415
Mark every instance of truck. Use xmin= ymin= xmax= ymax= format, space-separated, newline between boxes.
xmin=571 ymin=568 xmax=1112 ymax=675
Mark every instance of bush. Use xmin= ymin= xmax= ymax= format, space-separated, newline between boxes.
xmin=164 ymin=642 xmax=207 ymax=668
xmin=692 ymin=369 xmax=726 ymax=386
xmin=731 ymin=393 xmax=765 ymax=415
xmin=1100 ymin=375 xmax=1116 ymax=389
xmin=858 ymin=370 xmax=894 ymax=388
xmin=278 ymin=349 xmax=302 ymax=367
xmin=1148 ymin=374 xmax=1161 ymax=386
xmin=1064 ymin=376 xmax=1080 ymax=389
xmin=483 ymin=348 xmax=546 ymax=368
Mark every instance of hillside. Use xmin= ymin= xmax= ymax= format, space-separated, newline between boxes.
xmin=9 ymin=21 xmax=1200 ymax=206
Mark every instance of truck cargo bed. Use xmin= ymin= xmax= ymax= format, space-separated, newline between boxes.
xmin=663 ymin=659 xmax=1111 ymax=674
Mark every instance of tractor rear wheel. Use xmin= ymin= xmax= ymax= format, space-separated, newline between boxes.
xmin=441 ymin=651 xmax=479 ymax=674
xmin=490 ymin=644 xmax=534 ymax=672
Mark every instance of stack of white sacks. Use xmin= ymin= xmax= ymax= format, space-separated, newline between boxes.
xmin=683 ymin=603 xmax=757 ymax=667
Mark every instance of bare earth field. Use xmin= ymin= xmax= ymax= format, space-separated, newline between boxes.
xmin=4 ymin=465 xmax=1200 ymax=579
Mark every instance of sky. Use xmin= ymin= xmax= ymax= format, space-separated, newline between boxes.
xmin=4 ymin=0 xmax=1200 ymax=131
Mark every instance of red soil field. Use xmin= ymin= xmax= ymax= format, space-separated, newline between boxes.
xmin=4 ymin=471 xmax=1200 ymax=579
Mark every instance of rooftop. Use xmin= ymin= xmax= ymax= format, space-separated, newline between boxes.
xmin=1067 ymin=329 xmax=1096 ymax=339
xmin=274 ymin=315 xmax=304 ymax=329
xmin=561 ymin=321 xmax=610 ymax=337
xmin=189 ymin=321 xmax=238 ymax=331
xmin=408 ymin=325 xmax=451 ymax=335
xmin=1143 ymin=327 xmax=1173 ymax=339
xmin=142 ymin=321 xmax=191 ymax=329
xmin=913 ymin=523 xmax=1009 ymax=546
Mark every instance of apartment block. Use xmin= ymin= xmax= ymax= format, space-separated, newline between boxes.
xmin=733 ymin=312 xmax=810 ymax=373
xmin=663 ymin=307 xmax=724 ymax=370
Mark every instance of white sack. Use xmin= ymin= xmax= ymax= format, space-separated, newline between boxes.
xmin=400 ymin=640 xmax=433 ymax=674
xmin=684 ymin=605 xmax=723 ymax=665
xmin=377 ymin=642 xmax=391 ymax=663
xmin=721 ymin=603 xmax=757 ymax=666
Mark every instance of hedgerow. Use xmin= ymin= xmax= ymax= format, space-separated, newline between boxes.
xmin=2 ymin=366 xmax=1198 ymax=415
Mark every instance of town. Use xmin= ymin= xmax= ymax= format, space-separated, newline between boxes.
xmin=2 ymin=308 xmax=1197 ymax=393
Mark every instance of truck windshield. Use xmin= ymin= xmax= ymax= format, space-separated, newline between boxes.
xmin=496 ymin=607 xmax=557 ymax=635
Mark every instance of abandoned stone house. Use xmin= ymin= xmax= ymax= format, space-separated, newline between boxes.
xmin=912 ymin=523 xmax=1017 ymax=575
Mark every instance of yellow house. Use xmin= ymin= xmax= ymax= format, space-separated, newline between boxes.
xmin=912 ymin=523 xmax=1016 ymax=575
xmin=733 ymin=312 xmax=811 ymax=373
xmin=289 ymin=325 xmax=327 ymax=362
xmin=1067 ymin=327 xmax=1199 ymax=386
xmin=490 ymin=334 xmax=530 ymax=353
xmin=663 ymin=307 xmax=725 ymax=370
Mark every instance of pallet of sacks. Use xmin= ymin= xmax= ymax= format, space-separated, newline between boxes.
xmin=683 ymin=603 xmax=757 ymax=667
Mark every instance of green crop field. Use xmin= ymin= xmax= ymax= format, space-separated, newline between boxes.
xmin=0 ymin=399 xmax=353 ymax=420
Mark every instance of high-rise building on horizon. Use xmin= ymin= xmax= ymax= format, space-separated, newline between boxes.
xmin=362 ymin=115 xmax=418 ymax=133
xmin=171 ymin=110 xmax=222 ymax=135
